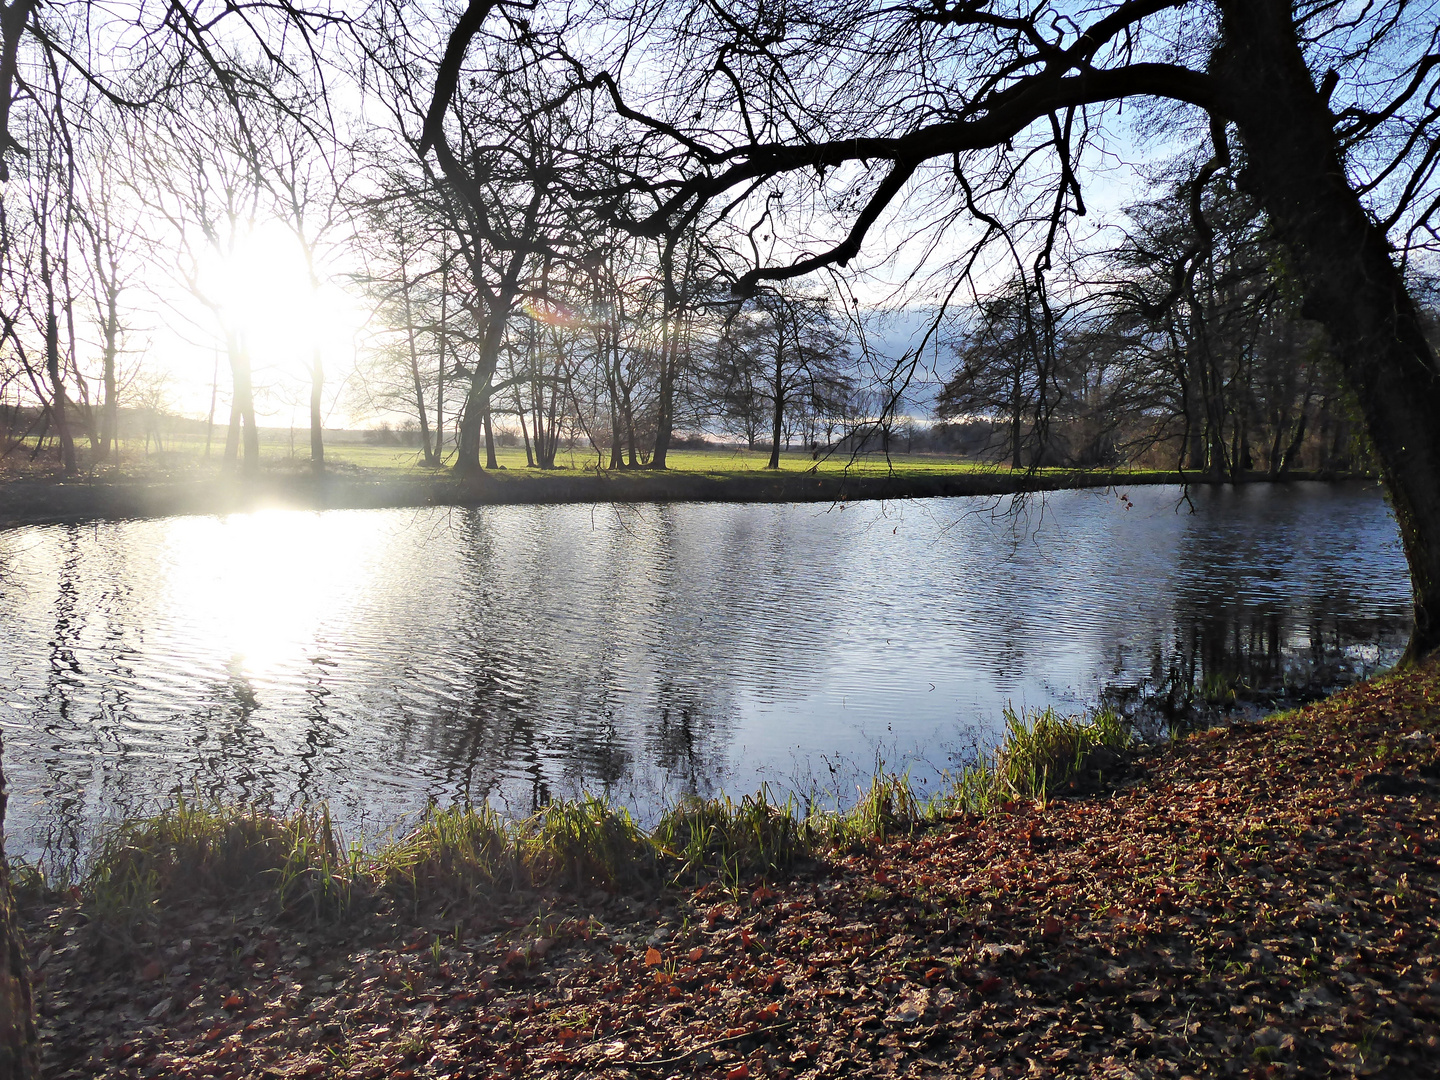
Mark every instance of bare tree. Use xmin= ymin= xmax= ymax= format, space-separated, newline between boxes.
xmin=261 ymin=81 xmax=350 ymax=475
xmin=937 ymin=274 xmax=1059 ymax=470
xmin=366 ymin=4 xmax=598 ymax=477
xmin=713 ymin=287 xmax=849 ymax=467
xmin=510 ymin=0 xmax=1440 ymax=660
xmin=75 ymin=117 xmax=147 ymax=463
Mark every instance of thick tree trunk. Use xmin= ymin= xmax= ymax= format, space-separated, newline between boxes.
xmin=1279 ymin=412 xmax=1308 ymax=476
xmin=1217 ymin=0 xmax=1440 ymax=660
xmin=454 ymin=319 xmax=505 ymax=478
xmin=222 ymin=333 xmax=259 ymax=478
xmin=0 ymin=749 xmax=40 ymax=1079
xmin=224 ymin=403 xmax=241 ymax=464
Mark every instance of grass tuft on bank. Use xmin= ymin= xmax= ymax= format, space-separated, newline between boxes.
xmin=38 ymin=705 xmax=1130 ymax=946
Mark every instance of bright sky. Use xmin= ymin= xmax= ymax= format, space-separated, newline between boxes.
xmin=142 ymin=221 xmax=368 ymax=430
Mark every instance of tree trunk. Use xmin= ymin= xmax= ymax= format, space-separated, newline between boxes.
xmin=622 ymin=385 xmax=637 ymax=468
xmin=224 ymin=403 xmax=240 ymax=464
xmin=236 ymin=347 xmax=259 ymax=479
xmin=45 ymin=310 xmax=76 ymax=476
xmin=651 ymin=235 xmax=683 ymax=471
xmin=454 ymin=318 xmax=505 ymax=477
xmin=399 ymin=269 xmax=435 ymax=467
xmin=205 ymin=352 xmax=218 ymax=459
xmin=513 ymin=385 xmax=534 ymax=467
xmin=98 ymin=289 xmax=119 ymax=462
xmin=435 ymin=360 xmax=445 ymax=464
xmin=652 ymin=325 xmax=677 ymax=469
xmin=222 ymin=332 xmax=259 ymax=477
xmin=309 ymin=348 xmax=325 ymax=476
xmin=1279 ymin=412 xmax=1308 ymax=476
xmin=483 ymin=396 xmax=498 ymax=470
xmin=0 ymin=749 xmax=40 ymax=1080
xmin=436 ymin=272 xmax=449 ymax=465
xmin=608 ymin=389 xmax=623 ymax=469
xmin=767 ymin=347 xmax=784 ymax=470
xmin=1266 ymin=407 xmax=1286 ymax=479
xmin=1217 ymin=0 xmax=1440 ymax=660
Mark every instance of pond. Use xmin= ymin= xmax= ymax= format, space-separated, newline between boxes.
xmin=0 ymin=482 xmax=1412 ymax=867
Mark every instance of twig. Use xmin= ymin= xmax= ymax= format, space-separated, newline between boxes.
xmin=629 ymin=1019 xmax=796 ymax=1069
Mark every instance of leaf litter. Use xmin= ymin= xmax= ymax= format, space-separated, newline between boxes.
xmin=20 ymin=658 xmax=1440 ymax=1078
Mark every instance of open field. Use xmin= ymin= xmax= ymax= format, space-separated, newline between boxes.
xmin=3 ymin=432 xmax=1033 ymax=481
xmin=0 ymin=431 xmax=1362 ymax=530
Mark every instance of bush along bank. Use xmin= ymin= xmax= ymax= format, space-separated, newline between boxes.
xmin=16 ymin=677 xmax=1440 ymax=1078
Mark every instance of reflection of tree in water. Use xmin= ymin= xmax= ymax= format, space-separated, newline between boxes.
xmin=30 ymin=527 xmax=163 ymax=872
xmin=1109 ymin=608 xmax=1409 ymax=731
xmin=32 ymin=530 xmax=91 ymax=875
xmin=375 ymin=504 xmax=860 ymax=811
xmin=406 ymin=506 xmax=739 ymax=809
xmin=1102 ymin=486 xmax=1410 ymax=729
xmin=20 ymin=527 xmax=284 ymax=868
xmin=1 ymin=489 xmax=1411 ymax=866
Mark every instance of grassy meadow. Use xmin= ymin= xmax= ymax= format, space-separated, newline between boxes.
xmin=4 ymin=428 xmax=1181 ymax=485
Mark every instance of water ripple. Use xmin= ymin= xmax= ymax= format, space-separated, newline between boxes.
xmin=0 ymin=483 xmax=1411 ymax=863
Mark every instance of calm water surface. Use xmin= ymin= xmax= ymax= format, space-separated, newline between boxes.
xmin=0 ymin=483 xmax=1411 ymax=866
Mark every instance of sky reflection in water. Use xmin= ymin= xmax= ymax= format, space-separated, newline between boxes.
xmin=0 ymin=483 xmax=1411 ymax=867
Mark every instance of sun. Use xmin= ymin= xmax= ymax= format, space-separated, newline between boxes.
xmin=198 ymin=220 xmax=355 ymax=392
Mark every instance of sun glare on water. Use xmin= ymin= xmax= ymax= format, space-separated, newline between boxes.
xmin=162 ymin=511 xmax=381 ymax=680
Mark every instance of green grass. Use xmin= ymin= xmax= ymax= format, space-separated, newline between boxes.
xmin=524 ymin=796 xmax=651 ymax=890
xmin=652 ymin=787 xmax=808 ymax=883
xmin=370 ymin=803 xmax=512 ymax=904
xmin=990 ymin=705 xmax=1129 ymax=801
xmin=7 ymin=431 xmax=1180 ymax=484
xmin=29 ymin=706 xmax=1129 ymax=945
xmin=83 ymin=800 xmax=358 ymax=943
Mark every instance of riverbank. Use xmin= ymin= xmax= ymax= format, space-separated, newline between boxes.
xmin=0 ymin=462 xmax=1368 ymax=529
xmin=17 ymin=660 xmax=1440 ymax=1078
